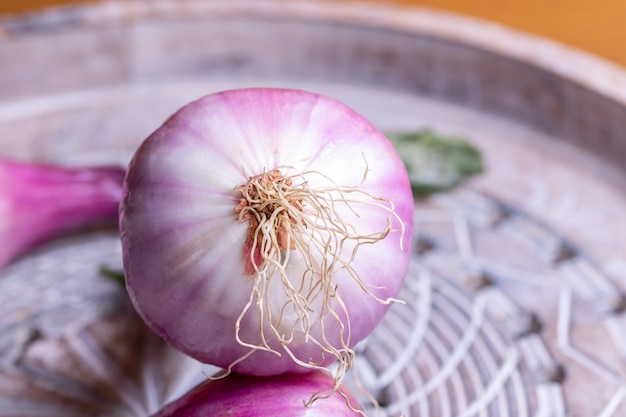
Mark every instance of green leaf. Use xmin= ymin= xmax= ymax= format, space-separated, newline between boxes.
xmin=385 ymin=130 xmax=484 ymax=198
xmin=99 ymin=265 xmax=125 ymax=285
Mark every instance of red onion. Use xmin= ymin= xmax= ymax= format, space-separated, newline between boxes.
xmin=153 ymin=371 xmax=362 ymax=417
xmin=120 ymin=88 xmax=414 ymax=378
xmin=0 ymin=158 xmax=124 ymax=267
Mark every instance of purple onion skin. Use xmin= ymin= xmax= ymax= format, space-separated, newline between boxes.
xmin=153 ymin=371 xmax=362 ymax=417
xmin=120 ymin=87 xmax=414 ymax=375
xmin=0 ymin=158 xmax=125 ymax=267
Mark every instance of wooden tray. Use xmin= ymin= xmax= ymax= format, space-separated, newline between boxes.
xmin=1 ymin=1 xmax=626 ymax=416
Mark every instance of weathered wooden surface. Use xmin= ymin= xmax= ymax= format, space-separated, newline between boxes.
xmin=1 ymin=1 xmax=626 ymax=416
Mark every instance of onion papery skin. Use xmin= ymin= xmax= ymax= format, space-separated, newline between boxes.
xmin=152 ymin=371 xmax=362 ymax=417
xmin=0 ymin=158 xmax=125 ymax=267
xmin=120 ymin=88 xmax=414 ymax=375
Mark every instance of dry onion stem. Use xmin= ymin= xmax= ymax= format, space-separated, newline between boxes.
xmin=234 ymin=164 xmax=405 ymax=399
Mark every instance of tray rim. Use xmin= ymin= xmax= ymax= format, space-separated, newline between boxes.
xmin=2 ymin=0 xmax=625 ymax=107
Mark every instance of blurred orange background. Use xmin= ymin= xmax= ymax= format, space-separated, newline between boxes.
xmin=1 ymin=0 xmax=625 ymax=69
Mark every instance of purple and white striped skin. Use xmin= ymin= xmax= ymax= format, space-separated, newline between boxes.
xmin=0 ymin=159 xmax=124 ymax=267
xmin=153 ymin=371 xmax=362 ymax=417
xmin=120 ymin=88 xmax=413 ymax=376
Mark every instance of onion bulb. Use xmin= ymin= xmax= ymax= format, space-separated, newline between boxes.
xmin=153 ymin=371 xmax=362 ymax=417
xmin=0 ymin=158 xmax=124 ymax=267
xmin=120 ymin=88 xmax=413 ymax=380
